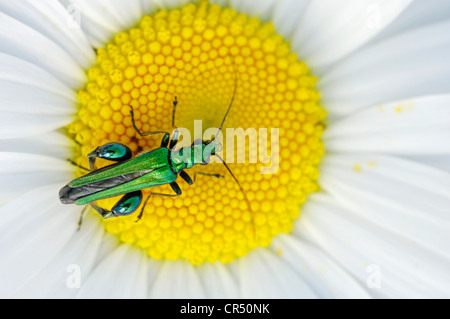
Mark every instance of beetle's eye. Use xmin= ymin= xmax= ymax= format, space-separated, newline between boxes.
xmin=98 ymin=143 xmax=132 ymax=161
xmin=112 ymin=191 xmax=143 ymax=216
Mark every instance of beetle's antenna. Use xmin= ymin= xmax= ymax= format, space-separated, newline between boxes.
xmin=213 ymin=58 xmax=237 ymax=141
xmin=214 ymin=154 xmax=255 ymax=234
xmin=172 ymin=96 xmax=178 ymax=128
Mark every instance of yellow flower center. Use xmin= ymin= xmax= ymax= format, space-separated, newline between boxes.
xmin=67 ymin=1 xmax=325 ymax=265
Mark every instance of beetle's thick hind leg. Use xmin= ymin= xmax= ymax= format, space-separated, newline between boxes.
xmin=88 ymin=143 xmax=133 ymax=171
xmin=135 ymin=182 xmax=182 ymax=222
xmin=89 ymin=191 xmax=143 ymax=220
xmin=69 ymin=143 xmax=133 ymax=174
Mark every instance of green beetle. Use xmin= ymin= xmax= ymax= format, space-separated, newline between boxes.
xmin=59 ymin=76 xmax=247 ymax=223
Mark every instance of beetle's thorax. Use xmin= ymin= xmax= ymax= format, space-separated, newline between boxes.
xmin=170 ymin=140 xmax=216 ymax=174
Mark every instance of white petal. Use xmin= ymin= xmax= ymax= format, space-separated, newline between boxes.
xmin=320 ymin=154 xmax=450 ymax=255
xmin=209 ymin=0 xmax=229 ymax=7
xmin=77 ymin=244 xmax=148 ymax=299
xmin=11 ymin=212 xmax=104 ymax=299
xmin=0 ymin=131 xmax=77 ymax=159
xmin=324 ymin=95 xmax=450 ymax=155
xmin=0 ymin=112 xmax=73 ymax=140
xmin=80 ymin=0 xmax=142 ymax=30
xmin=0 ymin=153 xmax=72 ymax=206
xmin=211 ymin=0 xmax=309 ymax=39
xmin=0 ymin=82 xmax=76 ymax=115
xmin=140 ymin=0 xmax=159 ymax=15
xmin=90 ymin=232 xmax=121 ymax=266
xmin=0 ymin=184 xmax=80 ymax=298
xmin=148 ymin=261 xmax=206 ymax=298
xmin=321 ymin=21 xmax=450 ymax=118
xmin=154 ymin=0 xmax=192 ymax=10
xmin=61 ymin=0 xmax=143 ymax=47
xmin=229 ymin=0 xmax=276 ymax=21
xmin=57 ymin=0 xmax=112 ymax=48
xmin=144 ymin=259 xmax=163 ymax=294
xmin=298 ymin=174 xmax=450 ymax=297
xmin=0 ymin=12 xmax=86 ymax=87
xmin=271 ymin=0 xmax=310 ymax=38
xmin=0 ymin=52 xmax=77 ymax=138
xmin=406 ymin=155 xmax=450 ymax=174
xmin=270 ymin=235 xmax=371 ymax=298
xmin=0 ymin=52 xmax=76 ymax=102
xmin=237 ymin=249 xmax=317 ymax=298
xmin=197 ymin=262 xmax=239 ymax=298
xmin=0 ymin=0 xmax=95 ymax=68
xmin=374 ymin=0 xmax=450 ymax=41
xmin=292 ymin=0 xmax=412 ymax=69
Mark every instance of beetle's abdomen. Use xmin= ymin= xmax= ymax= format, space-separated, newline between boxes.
xmin=70 ymin=148 xmax=170 ymax=188
xmin=60 ymin=171 xmax=153 ymax=205
xmin=59 ymin=184 xmax=77 ymax=204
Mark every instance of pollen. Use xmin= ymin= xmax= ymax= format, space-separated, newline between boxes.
xmin=66 ymin=1 xmax=325 ymax=265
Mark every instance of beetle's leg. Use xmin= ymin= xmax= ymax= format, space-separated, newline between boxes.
xmin=169 ymin=129 xmax=180 ymax=150
xmin=179 ymin=170 xmax=224 ymax=185
xmin=196 ymin=172 xmax=225 ymax=180
xmin=77 ymin=205 xmax=88 ymax=231
xmin=136 ymin=182 xmax=182 ymax=222
xmin=88 ymin=143 xmax=132 ymax=171
xmin=68 ymin=159 xmax=90 ymax=172
xmin=89 ymin=201 xmax=111 ymax=219
xmin=172 ymin=96 xmax=178 ymax=128
xmin=160 ymin=132 xmax=171 ymax=148
xmin=179 ymin=170 xmax=194 ymax=185
xmin=129 ymin=105 xmax=170 ymax=138
xmin=159 ymin=127 xmax=180 ymax=149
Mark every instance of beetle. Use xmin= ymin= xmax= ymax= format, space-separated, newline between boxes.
xmin=59 ymin=73 xmax=250 ymax=225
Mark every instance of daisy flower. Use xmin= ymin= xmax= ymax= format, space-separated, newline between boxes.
xmin=1 ymin=0 xmax=449 ymax=299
